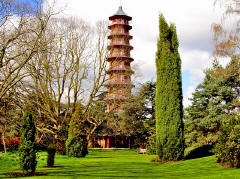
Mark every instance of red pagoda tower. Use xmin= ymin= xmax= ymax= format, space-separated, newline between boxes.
xmin=106 ymin=6 xmax=134 ymax=113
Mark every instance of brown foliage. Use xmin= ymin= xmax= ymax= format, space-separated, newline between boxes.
xmin=213 ymin=0 xmax=240 ymax=56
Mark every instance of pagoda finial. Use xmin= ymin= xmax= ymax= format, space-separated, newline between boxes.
xmin=109 ymin=4 xmax=132 ymax=21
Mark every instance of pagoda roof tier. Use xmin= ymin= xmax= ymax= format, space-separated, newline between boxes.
xmin=107 ymin=67 xmax=134 ymax=74
xmin=107 ymin=56 xmax=134 ymax=62
xmin=109 ymin=6 xmax=132 ymax=21
xmin=108 ymin=33 xmax=132 ymax=40
xmin=108 ymin=24 xmax=132 ymax=30
xmin=104 ymin=82 xmax=135 ymax=88
xmin=105 ymin=96 xmax=127 ymax=102
xmin=107 ymin=44 xmax=133 ymax=50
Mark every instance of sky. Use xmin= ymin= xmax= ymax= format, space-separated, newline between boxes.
xmin=43 ymin=0 xmax=225 ymax=107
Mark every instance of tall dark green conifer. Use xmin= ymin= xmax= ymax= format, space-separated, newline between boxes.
xmin=19 ymin=111 xmax=37 ymax=175
xmin=155 ymin=14 xmax=184 ymax=161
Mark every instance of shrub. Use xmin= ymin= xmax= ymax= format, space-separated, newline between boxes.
xmin=216 ymin=115 xmax=240 ymax=168
xmin=66 ymin=135 xmax=88 ymax=157
xmin=47 ymin=144 xmax=56 ymax=167
xmin=146 ymin=133 xmax=156 ymax=155
xmin=66 ymin=105 xmax=88 ymax=157
xmin=18 ymin=112 xmax=37 ymax=175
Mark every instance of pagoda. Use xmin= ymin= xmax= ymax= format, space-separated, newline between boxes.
xmin=106 ymin=6 xmax=134 ymax=113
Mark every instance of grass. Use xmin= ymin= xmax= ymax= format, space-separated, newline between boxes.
xmin=0 ymin=149 xmax=240 ymax=178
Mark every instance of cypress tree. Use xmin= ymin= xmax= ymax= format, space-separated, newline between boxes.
xmin=18 ymin=111 xmax=37 ymax=175
xmin=155 ymin=14 xmax=184 ymax=161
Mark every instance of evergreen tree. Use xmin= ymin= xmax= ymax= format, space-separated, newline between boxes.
xmin=216 ymin=115 xmax=240 ymax=168
xmin=185 ymin=57 xmax=240 ymax=156
xmin=155 ymin=14 xmax=184 ymax=161
xmin=18 ymin=111 xmax=37 ymax=175
xmin=66 ymin=106 xmax=88 ymax=157
xmin=120 ymin=81 xmax=156 ymax=148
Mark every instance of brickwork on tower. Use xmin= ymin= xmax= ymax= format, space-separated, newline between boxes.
xmin=105 ymin=6 xmax=134 ymax=113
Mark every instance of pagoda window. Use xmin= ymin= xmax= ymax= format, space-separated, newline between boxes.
xmin=119 ymin=49 xmax=124 ymax=55
xmin=117 ymin=90 xmax=122 ymax=97
xmin=119 ymin=61 xmax=123 ymax=68
xmin=124 ymin=62 xmax=130 ymax=66
xmin=112 ymin=61 xmax=118 ymax=67
xmin=118 ymin=75 xmax=122 ymax=81
xmin=109 ymin=87 xmax=113 ymax=93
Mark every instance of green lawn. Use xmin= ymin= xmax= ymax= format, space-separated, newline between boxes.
xmin=0 ymin=149 xmax=239 ymax=178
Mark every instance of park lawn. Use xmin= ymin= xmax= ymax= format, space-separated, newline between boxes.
xmin=0 ymin=149 xmax=240 ymax=179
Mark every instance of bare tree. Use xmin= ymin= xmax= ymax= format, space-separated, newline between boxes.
xmin=22 ymin=18 xmax=109 ymax=146
xmin=0 ymin=0 xmax=54 ymax=100
xmin=83 ymin=20 xmax=109 ymax=113
xmin=0 ymin=0 xmax=56 ymax=151
xmin=213 ymin=0 xmax=240 ymax=56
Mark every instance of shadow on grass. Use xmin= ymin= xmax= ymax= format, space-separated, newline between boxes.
xmin=42 ymin=166 xmax=64 ymax=168
xmin=185 ymin=145 xmax=214 ymax=160
xmin=41 ymin=161 xmax=155 ymax=178
xmin=88 ymin=157 xmax=112 ymax=159
xmin=2 ymin=150 xmax=240 ymax=179
xmin=4 ymin=172 xmax=48 ymax=178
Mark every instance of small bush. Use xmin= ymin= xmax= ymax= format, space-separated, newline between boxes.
xmin=18 ymin=112 xmax=37 ymax=175
xmin=66 ymin=135 xmax=88 ymax=157
xmin=66 ymin=106 xmax=88 ymax=157
xmin=151 ymin=157 xmax=160 ymax=162
xmin=146 ymin=133 xmax=156 ymax=155
xmin=216 ymin=115 xmax=240 ymax=168
xmin=47 ymin=144 xmax=56 ymax=167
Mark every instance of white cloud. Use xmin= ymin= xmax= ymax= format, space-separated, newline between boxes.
xmin=183 ymin=86 xmax=196 ymax=107
xmin=181 ymin=49 xmax=212 ymax=84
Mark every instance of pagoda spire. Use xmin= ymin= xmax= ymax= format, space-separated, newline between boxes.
xmin=105 ymin=6 xmax=134 ymax=113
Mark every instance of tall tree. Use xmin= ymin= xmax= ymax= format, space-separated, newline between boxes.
xmin=0 ymin=0 xmax=55 ymax=150
xmin=185 ymin=57 xmax=240 ymax=156
xmin=155 ymin=14 xmax=184 ymax=161
xmin=19 ymin=19 xmax=109 ymax=148
xmin=18 ymin=111 xmax=37 ymax=175
xmin=120 ymin=81 xmax=156 ymax=147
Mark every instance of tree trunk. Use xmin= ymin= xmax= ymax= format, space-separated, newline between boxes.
xmin=87 ymin=121 xmax=104 ymax=142
xmin=87 ymin=124 xmax=99 ymax=142
xmin=2 ymin=129 xmax=7 ymax=154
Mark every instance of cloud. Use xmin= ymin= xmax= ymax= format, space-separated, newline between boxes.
xmin=181 ymin=49 xmax=212 ymax=83
xmin=183 ymin=86 xmax=196 ymax=107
